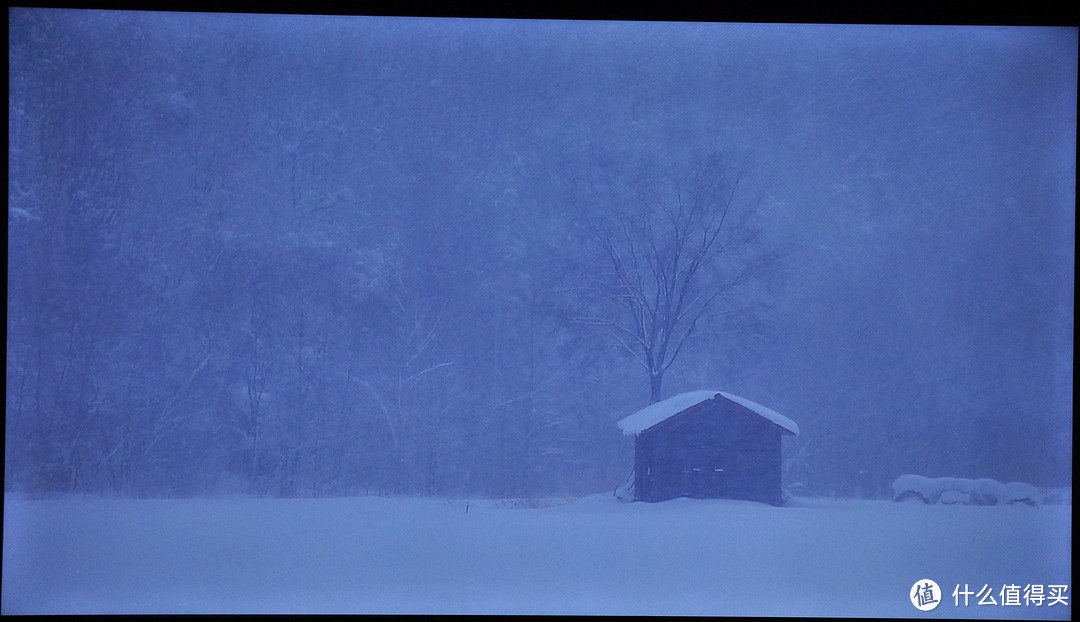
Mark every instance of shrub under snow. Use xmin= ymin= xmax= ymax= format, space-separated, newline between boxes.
xmin=891 ymin=474 xmax=1043 ymax=506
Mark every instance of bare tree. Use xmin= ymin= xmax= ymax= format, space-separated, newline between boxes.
xmin=574 ymin=152 xmax=765 ymax=403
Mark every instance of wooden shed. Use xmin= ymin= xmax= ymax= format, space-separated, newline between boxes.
xmin=616 ymin=390 xmax=799 ymax=505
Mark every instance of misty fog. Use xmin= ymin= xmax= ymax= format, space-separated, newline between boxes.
xmin=6 ymin=12 xmax=1075 ymax=500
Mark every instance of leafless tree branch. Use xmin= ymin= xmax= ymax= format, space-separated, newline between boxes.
xmin=575 ymin=153 xmax=762 ymax=401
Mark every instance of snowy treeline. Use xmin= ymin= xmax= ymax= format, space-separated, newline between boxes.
xmin=6 ymin=12 xmax=1074 ymax=498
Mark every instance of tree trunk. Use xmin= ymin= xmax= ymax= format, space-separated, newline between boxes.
xmin=650 ymin=371 xmax=664 ymax=404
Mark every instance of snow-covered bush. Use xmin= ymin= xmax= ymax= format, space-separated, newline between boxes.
xmin=891 ymin=474 xmax=947 ymax=503
xmin=939 ymin=490 xmax=970 ymax=505
xmin=1000 ymin=481 xmax=1041 ymax=506
xmin=891 ymin=475 xmax=1039 ymax=506
xmin=966 ymin=478 xmax=1004 ymax=505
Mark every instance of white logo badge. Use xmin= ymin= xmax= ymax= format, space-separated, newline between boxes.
xmin=911 ymin=579 xmax=941 ymax=611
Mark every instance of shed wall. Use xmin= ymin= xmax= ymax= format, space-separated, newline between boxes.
xmin=633 ymin=397 xmax=784 ymax=505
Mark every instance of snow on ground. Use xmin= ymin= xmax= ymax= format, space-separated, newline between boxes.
xmin=2 ymin=492 xmax=1071 ymax=617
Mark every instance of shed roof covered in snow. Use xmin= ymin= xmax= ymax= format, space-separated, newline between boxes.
xmin=617 ymin=390 xmax=799 ymax=437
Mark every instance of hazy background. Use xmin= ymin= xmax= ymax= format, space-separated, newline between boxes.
xmin=6 ymin=11 xmax=1075 ymax=499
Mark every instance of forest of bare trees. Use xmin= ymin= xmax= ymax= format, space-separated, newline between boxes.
xmin=7 ymin=12 xmax=1073 ymax=499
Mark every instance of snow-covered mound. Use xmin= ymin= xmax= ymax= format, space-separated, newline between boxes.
xmin=892 ymin=474 xmax=1045 ymax=506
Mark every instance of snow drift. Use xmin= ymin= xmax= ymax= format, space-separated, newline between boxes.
xmin=2 ymin=492 xmax=1070 ymax=617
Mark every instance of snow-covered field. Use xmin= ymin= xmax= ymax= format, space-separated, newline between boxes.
xmin=2 ymin=492 xmax=1071 ymax=617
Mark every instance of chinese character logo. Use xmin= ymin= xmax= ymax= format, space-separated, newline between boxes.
xmin=951 ymin=583 xmax=1070 ymax=609
xmin=911 ymin=579 xmax=941 ymax=611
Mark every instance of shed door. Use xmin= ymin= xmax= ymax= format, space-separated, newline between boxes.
xmin=705 ymin=466 xmax=727 ymax=497
xmin=678 ymin=468 xmax=696 ymax=497
xmin=679 ymin=465 xmax=730 ymax=498
xmin=681 ymin=467 xmax=718 ymax=498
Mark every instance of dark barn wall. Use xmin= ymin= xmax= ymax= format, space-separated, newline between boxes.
xmin=634 ymin=397 xmax=784 ymax=505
